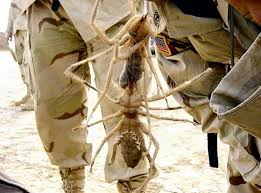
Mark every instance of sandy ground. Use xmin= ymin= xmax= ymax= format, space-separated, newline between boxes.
xmin=0 ymin=50 xmax=229 ymax=193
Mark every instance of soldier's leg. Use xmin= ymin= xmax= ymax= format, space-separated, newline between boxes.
xmin=19 ymin=30 xmax=34 ymax=110
xmin=227 ymin=150 xmax=261 ymax=193
xmin=155 ymin=34 xmax=261 ymax=193
xmin=27 ymin=1 xmax=91 ymax=192
xmin=210 ymin=34 xmax=261 ymax=192
xmin=87 ymin=34 xmax=149 ymax=192
xmin=187 ymin=27 xmax=261 ymax=193
xmin=223 ymin=130 xmax=261 ymax=193
xmin=13 ymin=30 xmax=31 ymax=106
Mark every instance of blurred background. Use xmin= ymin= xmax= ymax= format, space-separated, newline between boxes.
xmin=0 ymin=1 xmax=10 ymax=32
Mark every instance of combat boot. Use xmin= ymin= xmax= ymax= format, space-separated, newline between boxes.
xmin=20 ymin=97 xmax=34 ymax=111
xmin=14 ymin=93 xmax=30 ymax=106
xmin=117 ymin=174 xmax=147 ymax=193
xmin=59 ymin=166 xmax=85 ymax=193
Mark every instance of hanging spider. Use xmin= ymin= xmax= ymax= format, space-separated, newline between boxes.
xmin=66 ymin=0 xmax=212 ymax=192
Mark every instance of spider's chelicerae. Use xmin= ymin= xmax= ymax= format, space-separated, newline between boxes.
xmin=66 ymin=0 xmax=212 ymax=192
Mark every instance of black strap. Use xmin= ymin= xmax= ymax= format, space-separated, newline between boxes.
xmin=52 ymin=0 xmax=60 ymax=11
xmin=228 ymin=5 xmax=235 ymax=70
xmin=207 ymin=133 xmax=219 ymax=168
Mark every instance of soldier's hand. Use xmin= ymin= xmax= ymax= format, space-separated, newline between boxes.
xmin=5 ymin=32 xmax=12 ymax=41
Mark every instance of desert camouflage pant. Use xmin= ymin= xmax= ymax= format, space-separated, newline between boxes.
xmin=155 ymin=32 xmax=261 ymax=193
xmin=14 ymin=30 xmax=34 ymax=96
xmin=26 ymin=0 xmax=148 ymax=182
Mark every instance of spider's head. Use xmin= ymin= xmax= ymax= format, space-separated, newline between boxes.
xmin=129 ymin=14 xmax=151 ymax=42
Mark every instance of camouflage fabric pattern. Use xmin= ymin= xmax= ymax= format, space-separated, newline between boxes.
xmin=20 ymin=0 xmax=130 ymax=43
xmin=27 ymin=0 xmax=148 ymax=182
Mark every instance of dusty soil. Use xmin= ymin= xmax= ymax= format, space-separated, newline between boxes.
xmin=0 ymin=50 xmax=229 ymax=193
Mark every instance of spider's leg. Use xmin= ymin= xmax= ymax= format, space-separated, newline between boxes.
xmin=86 ymin=44 xmax=119 ymax=124
xmin=145 ymin=153 xmax=157 ymax=174
xmin=138 ymin=110 xmax=194 ymax=124
xmin=87 ymin=110 xmax=123 ymax=127
xmin=129 ymin=0 xmax=136 ymax=16
xmin=65 ymin=46 xmax=114 ymax=77
xmin=109 ymin=138 xmax=121 ymax=165
xmin=90 ymin=118 xmax=123 ymax=172
xmin=119 ymin=34 xmax=131 ymax=45
xmin=118 ymin=35 xmax=149 ymax=60
xmin=141 ymin=104 xmax=182 ymax=111
xmin=91 ymin=0 xmax=141 ymax=45
xmin=91 ymin=0 xmax=115 ymax=45
xmin=132 ymin=126 xmax=159 ymax=193
xmin=133 ymin=155 xmax=157 ymax=193
xmin=140 ymin=125 xmax=159 ymax=171
xmin=156 ymin=85 xmax=161 ymax=96
xmin=113 ymin=15 xmax=143 ymax=42
xmin=142 ymin=56 xmax=152 ymax=150
xmin=147 ymin=68 xmax=213 ymax=102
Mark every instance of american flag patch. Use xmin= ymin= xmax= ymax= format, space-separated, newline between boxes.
xmin=154 ymin=35 xmax=172 ymax=57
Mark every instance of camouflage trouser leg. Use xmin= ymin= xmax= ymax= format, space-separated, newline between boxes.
xmin=210 ymin=34 xmax=261 ymax=192
xmin=14 ymin=30 xmax=33 ymax=96
xmin=27 ymin=0 xmax=147 ymax=182
xmin=156 ymin=37 xmax=261 ymax=193
xmin=227 ymin=148 xmax=261 ymax=193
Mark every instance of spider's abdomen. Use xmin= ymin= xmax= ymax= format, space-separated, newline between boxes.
xmin=120 ymin=129 xmax=144 ymax=168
